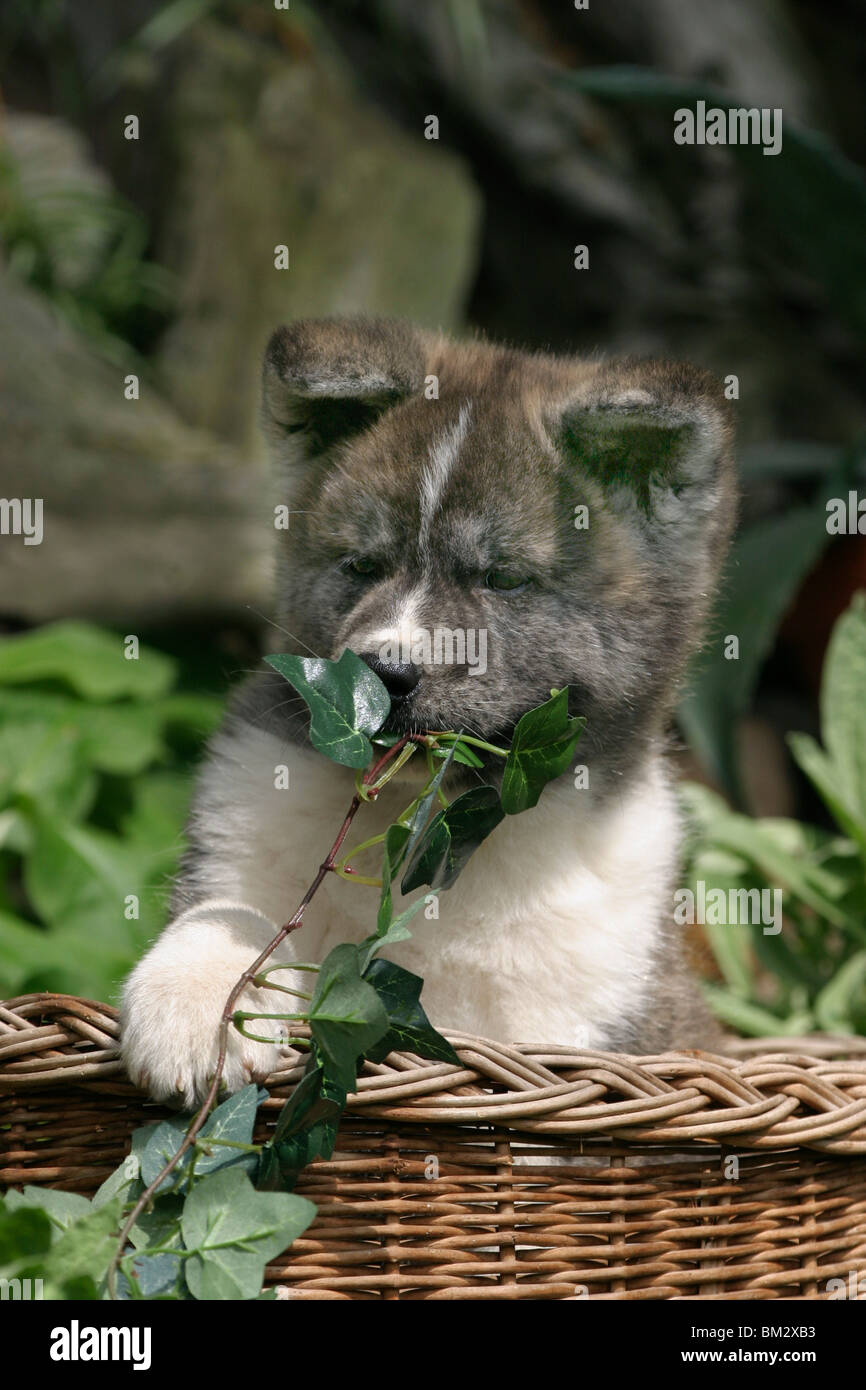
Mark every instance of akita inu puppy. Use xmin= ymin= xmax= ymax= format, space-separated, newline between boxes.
xmin=121 ymin=317 xmax=736 ymax=1106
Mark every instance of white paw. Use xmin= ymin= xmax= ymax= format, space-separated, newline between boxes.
xmin=120 ymin=903 xmax=293 ymax=1109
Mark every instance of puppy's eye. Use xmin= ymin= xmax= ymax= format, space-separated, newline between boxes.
xmin=343 ymin=556 xmax=379 ymax=578
xmin=485 ymin=569 xmax=531 ymax=593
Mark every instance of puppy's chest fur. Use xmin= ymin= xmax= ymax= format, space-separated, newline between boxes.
xmin=180 ymin=720 xmax=685 ymax=1049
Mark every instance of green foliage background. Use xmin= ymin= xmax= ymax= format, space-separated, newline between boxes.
xmin=0 ymin=622 xmax=223 ymax=1002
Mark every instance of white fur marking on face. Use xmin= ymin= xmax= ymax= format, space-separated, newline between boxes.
xmin=419 ymin=403 xmax=472 ymax=545
xmin=362 ymin=586 xmax=426 ymax=653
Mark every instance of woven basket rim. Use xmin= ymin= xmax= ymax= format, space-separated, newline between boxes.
xmin=3 ymin=992 xmax=866 ymax=1154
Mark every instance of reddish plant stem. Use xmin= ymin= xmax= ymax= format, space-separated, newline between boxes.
xmin=108 ymin=734 xmax=418 ymax=1299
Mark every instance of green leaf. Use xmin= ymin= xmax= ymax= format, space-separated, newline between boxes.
xmin=0 ymin=920 xmax=139 ymax=1000
xmin=375 ymin=821 xmax=412 ymax=937
xmin=42 ymin=1195 xmax=125 ymax=1293
xmin=131 ymin=1250 xmax=187 ymax=1299
xmin=264 ymin=1048 xmax=345 ymax=1188
xmin=357 ymin=892 xmax=431 ymax=974
xmin=193 ymin=1084 xmax=264 ymax=1173
xmin=264 ymin=649 xmax=390 ymax=768
xmin=0 ymin=717 xmax=95 ymax=822
xmin=128 ymin=1193 xmax=184 ymax=1255
xmin=679 ymin=503 xmax=833 ymax=800
xmin=433 ymin=740 xmax=483 ymax=768
xmin=699 ymin=813 xmax=852 ymax=930
xmin=401 ymin=785 xmax=504 ymax=893
xmin=0 ymin=622 xmax=175 ymax=699
xmin=400 ymin=742 xmax=458 ymax=867
xmin=126 ymin=1194 xmax=187 ymax=1300
xmin=814 ymin=952 xmax=866 ymax=1033
xmin=0 ymin=689 xmax=168 ymax=778
xmin=23 ymin=813 xmax=163 ymax=948
xmin=0 ymin=1203 xmax=53 ymax=1271
xmin=118 ymin=772 xmax=192 ymax=889
xmin=363 ymin=958 xmax=460 ymax=1066
xmin=139 ymin=1115 xmax=190 ymax=1194
xmin=272 ymin=1058 xmax=342 ymax=1144
xmin=181 ymin=1167 xmax=315 ymax=1300
xmin=686 ymin=866 xmax=755 ymax=997
xmin=257 ymin=1123 xmax=338 ymax=1193
xmin=93 ymin=1149 xmax=142 ymax=1209
xmin=500 ymin=688 xmax=585 ymax=814
xmin=4 ymin=1186 xmax=91 ymax=1232
xmin=155 ymin=692 xmax=225 ymax=738
xmin=308 ymin=944 xmax=389 ymax=1090
xmin=703 ymin=984 xmax=813 ymax=1038
xmin=140 ymin=1084 xmax=263 ymax=1193
xmin=787 ymin=733 xmax=866 ymax=855
xmin=820 ymin=593 xmax=866 ymax=837
xmin=0 ymin=910 xmax=98 ymax=996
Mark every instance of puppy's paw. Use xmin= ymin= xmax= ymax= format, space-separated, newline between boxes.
xmin=120 ymin=903 xmax=292 ymax=1109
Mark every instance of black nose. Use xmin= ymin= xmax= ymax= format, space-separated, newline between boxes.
xmin=361 ymin=655 xmax=421 ymax=702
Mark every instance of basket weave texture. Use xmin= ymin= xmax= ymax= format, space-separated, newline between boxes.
xmin=3 ymin=993 xmax=866 ymax=1300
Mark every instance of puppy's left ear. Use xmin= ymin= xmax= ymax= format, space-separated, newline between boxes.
xmin=555 ymin=360 xmax=736 ymax=546
xmin=261 ymin=316 xmax=427 ymax=465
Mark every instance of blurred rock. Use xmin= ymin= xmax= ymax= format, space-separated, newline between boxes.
xmin=0 ymin=268 xmax=270 ymax=625
xmin=155 ymin=20 xmax=480 ymax=448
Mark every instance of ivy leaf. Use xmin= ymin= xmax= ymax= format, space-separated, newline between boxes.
xmin=401 ymin=742 xmax=457 ymax=866
xmin=192 ymin=1084 xmax=264 ymax=1179
xmin=357 ymin=892 xmax=431 ymax=974
xmin=500 ymin=687 xmax=584 ymax=814
xmin=363 ymin=959 xmax=460 ymax=1066
xmin=181 ymin=1167 xmax=315 ymax=1300
xmin=272 ymin=1049 xmax=345 ymax=1145
xmin=261 ymin=1048 xmax=348 ymax=1191
xmin=264 ymin=650 xmax=390 ymax=768
xmin=131 ymin=1250 xmax=187 ymax=1300
xmin=93 ymin=1150 xmax=142 ymax=1210
xmin=140 ymin=1084 xmax=263 ymax=1193
xmin=126 ymin=1194 xmax=187 ymax=1301
xmin=0 ymin=1203 xmax=53 ymax=1271
xmin=4 ymin=1186 xmax=91 ymax=1233
xmin=42 ymin=1195 xmax=126 ymax=1293
xmin=376 ymin=822 xmax=411 ymax=937
xmin=307 ymin=943 xmax=389 ymax=1091
xmin=401 ymin=786 xmax=504 ymax=893
xmin=433 ymin=739 xmax=483 ymax=768
xmin=129 ymin=1194 xmax=185 ymax=1253
xmin=139 ymin=1115 xmax=190 ymax=1194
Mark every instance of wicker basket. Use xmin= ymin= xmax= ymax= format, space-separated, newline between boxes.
xmin=3 ymin=993 xmax=866 ymax=1300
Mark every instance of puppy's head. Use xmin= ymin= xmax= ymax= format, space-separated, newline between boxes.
xmin=261 ymin=317 xmax=736 ymax=779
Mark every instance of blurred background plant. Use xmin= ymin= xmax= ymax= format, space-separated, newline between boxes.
xmin=683 ymin=593 xmax=866 ymax=1036
xmin=0 ymin=622 xmax=222 ymax=1001
xmin=0 ymin=0 xmax=864 ymax=1027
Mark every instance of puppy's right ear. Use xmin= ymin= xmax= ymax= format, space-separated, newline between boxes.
xmin=261 ymin=317 xmax=427 ymax=465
